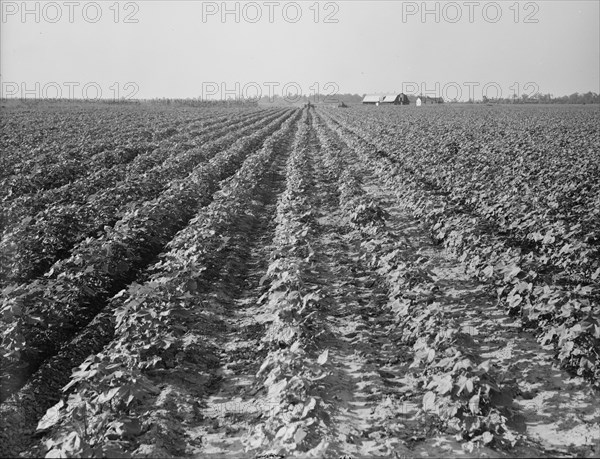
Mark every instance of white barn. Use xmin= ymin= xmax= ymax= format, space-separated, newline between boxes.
xmin=362 ymin=95 xmax=383 ymax=105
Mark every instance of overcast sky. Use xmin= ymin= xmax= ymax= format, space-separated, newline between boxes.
xmin=1 ymin=1 xmax=598 ymax=100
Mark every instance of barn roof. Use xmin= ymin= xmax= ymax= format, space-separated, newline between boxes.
xmin=362 ymin=94 xmax=383 ymax=103
xmin=382 ymin=94 xmax=401 ymax=102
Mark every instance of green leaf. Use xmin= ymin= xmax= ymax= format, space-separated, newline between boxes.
xmin=294 ymin=427 xmax=307 ymax=444
xmin=436 ymin=374 xmax=453 ymax=395
xmin=423 ymin=391 xmax=436 ymax=411
xmin=481 ymin=431 xmax=494 ymax=444
xmin=482 ymin=265 xmax=494 ymax=278
xmin=469 ymin=393 xmax=480 ymax=414
xmin=97 ymin=387 xmax=120 ymax=404
xmin=317 ymin=349 xmax=329 ymax=365
xmin=37 ymin=400 xmax=64 ymax=431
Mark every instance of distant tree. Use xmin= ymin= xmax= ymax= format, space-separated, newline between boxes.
xmin=582 ymin=91 xmax=599 ymax=104
xmin=569 ymin=93 xmax=580 ymax=104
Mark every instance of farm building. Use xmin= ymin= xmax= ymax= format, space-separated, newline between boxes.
xmin=362 ymin=95 xmax=383 ymax=105
xmin=362 ymin=93 xmax=410 ymax=105
xmin=416 ymin=96 xmax=444 ymax=105
xmin=381 ymin=93 xmax=410 ymax=105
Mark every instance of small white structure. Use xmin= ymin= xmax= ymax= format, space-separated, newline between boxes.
xmin=416 ymin=97 xmax=422 ymax=107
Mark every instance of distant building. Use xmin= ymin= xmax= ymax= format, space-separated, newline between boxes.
xmin=381 ymin=93 xmax=409 ymax=105
xmin=416 ymin=96 xmax=444 ymax=105
xmin=362 ymin=95 xmax=383 ymax=105
xmin=362 ymin=93 xmax=409 ymax=105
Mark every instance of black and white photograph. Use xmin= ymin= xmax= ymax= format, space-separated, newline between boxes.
xmin=1 ymin=0 xmax=599 ymax=457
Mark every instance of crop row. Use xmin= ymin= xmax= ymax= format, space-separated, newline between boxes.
xmin=1 ymin=113 xmax=201 ymax=200
xmin=316 ymin=109 xmax=521 ymax=450
xmin=0 ymin=105 xmax=245 ymax=182
xmin=318 ymin=107 xmax=600 ymax=389
xmin=0 ymin=109 xmax=284 ymax=287
xmin=0 ymin=109 xmax=295 ymax=401
xmin=15 ymin=108 xmax=301 ymax=459
xmin=327 ymin=107 xmax=600 ymax=285
xmin=242 ymin=109 xmax=332 ymax=456
xmin=0 ymin=108 xmax=271 ymax=234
